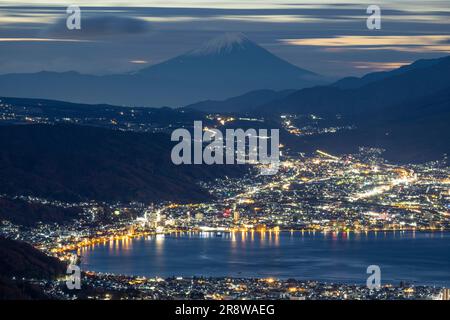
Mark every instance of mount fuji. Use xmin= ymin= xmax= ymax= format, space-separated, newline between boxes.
xmin=0 ymin=33 xmax=323 ymax=107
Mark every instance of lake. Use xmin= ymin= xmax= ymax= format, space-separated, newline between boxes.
xmin=80 ymin=231 xmax=450 ymax=286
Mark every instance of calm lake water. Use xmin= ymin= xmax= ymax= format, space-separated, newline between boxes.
xmin=80 ymin=231 xmax=450 ymax=286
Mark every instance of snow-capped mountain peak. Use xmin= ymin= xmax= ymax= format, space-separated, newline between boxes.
xmin=187 ymin=32 xmax=252 ymax=56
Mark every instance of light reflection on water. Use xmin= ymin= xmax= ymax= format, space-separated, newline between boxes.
xmin=80 ymin=231 xmax=450 ymax=286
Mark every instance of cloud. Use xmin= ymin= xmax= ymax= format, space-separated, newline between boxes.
xmin=280 ymin=35 xmax=450 ymax=53
xmin=129 ymin=60 xmax=149 ymax=64
xmin=280 ymin=35 xmax=450 ymax=47
xmin=43 ymin=15 xmax=152 ymax=38
xmin=0 ymin=38 xmax=90 ymax=42
xmin=351 ymin=61 xmax=410 ymax=70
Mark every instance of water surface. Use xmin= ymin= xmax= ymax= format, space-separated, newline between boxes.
xmin=81 ymin=231 xmax=450 ymax=286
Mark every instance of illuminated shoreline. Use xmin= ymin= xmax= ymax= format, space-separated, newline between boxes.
xmin=51 ymin=227 xmax=450 ymax=258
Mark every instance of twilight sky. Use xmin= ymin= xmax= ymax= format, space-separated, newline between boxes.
xmin=0 ymin=0 xmax=449 ymax=77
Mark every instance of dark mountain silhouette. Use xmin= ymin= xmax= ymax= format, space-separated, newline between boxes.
xmin=258 ymin=55 xmax=450 ymax=116
xmin=0 ymin=124 xmax=247 ymax=203
xmin=0 ymin=33 xmax=323 ymax=107
xmin=0 ymin=237 xmax=66 ymax=279
xmin=0 ymin=237 xmax=66 ymax=299
xmin=332 ymin=56 xmax=448 ymax=89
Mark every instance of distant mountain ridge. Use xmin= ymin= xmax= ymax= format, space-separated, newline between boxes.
xmin=0 ymin=33 xmax=323 ymax=107
xmin=332 ymin=56 xmax=448 ymax=89
xmin=258 ymin=55 xmax=450 ymax=116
